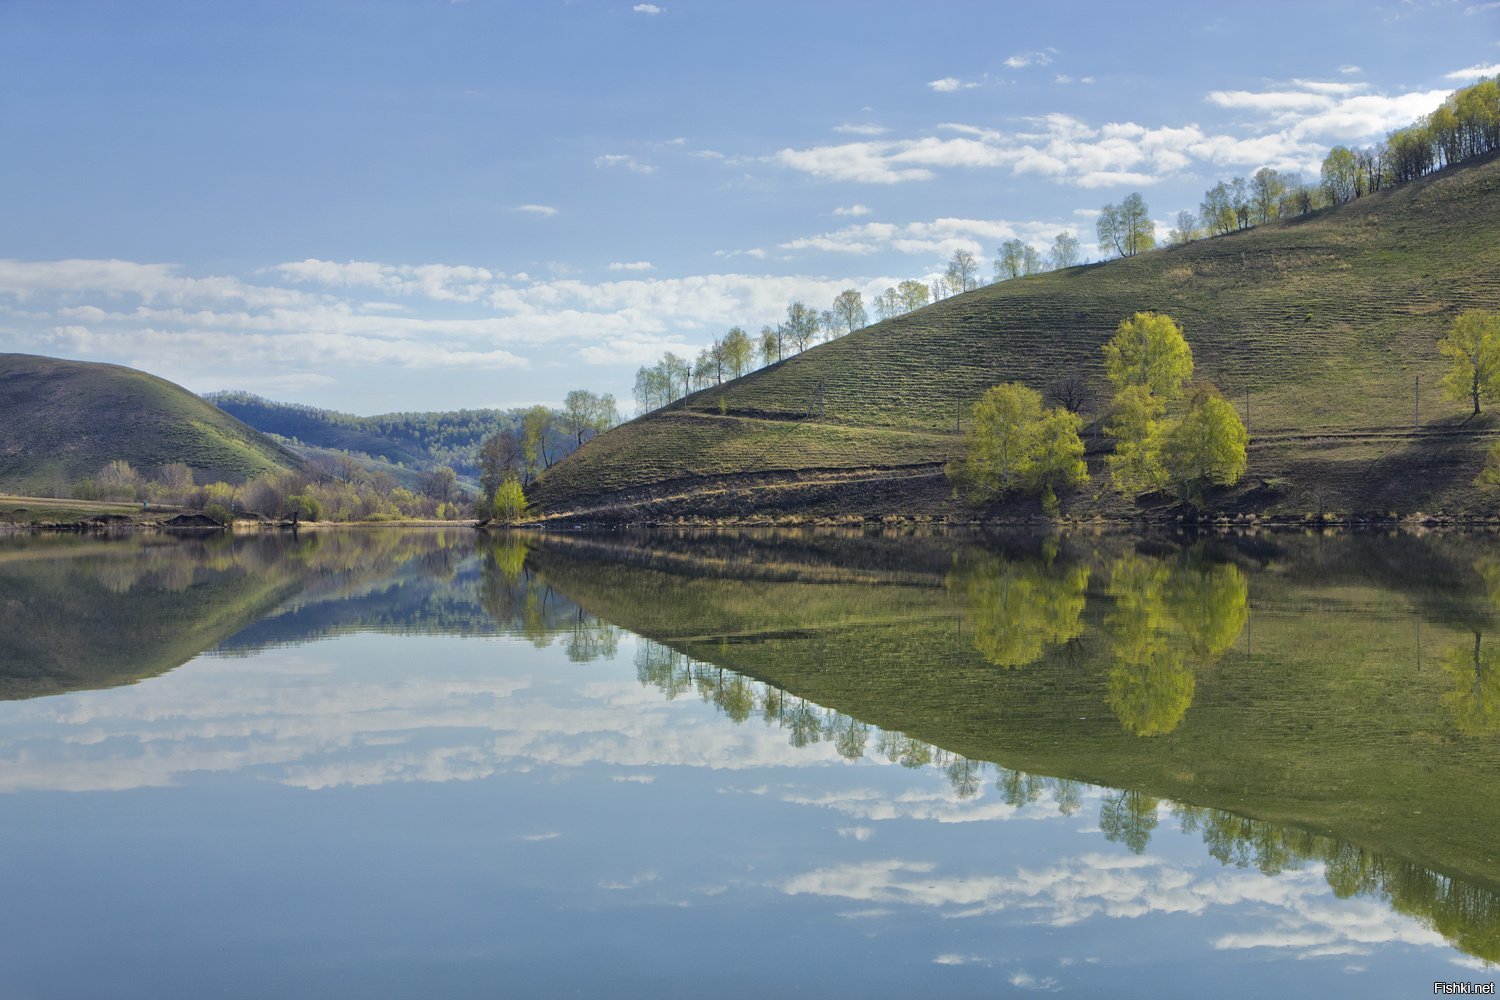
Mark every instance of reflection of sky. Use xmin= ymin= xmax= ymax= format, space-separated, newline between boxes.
xmin=0 ymin=627 xmax=1491 ymax=997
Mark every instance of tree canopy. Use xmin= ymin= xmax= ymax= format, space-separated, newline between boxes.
xmin=1439 ymin=309 xmax=1500 ymax=416
xmin=950 ymin=382 xmax=1087 ymax=504
xmin=1102 ymin=312 xmax=1194 ymax=400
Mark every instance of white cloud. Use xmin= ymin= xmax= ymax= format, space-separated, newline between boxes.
xmin=1445 ymin=62 xmax=1500 ymax=81
xmin=594 ymin=153 xmax=656 ymax=174
xmin=781 ymin=215 xmax=1069 ymax=259
xmin=608 ymin=261 xmax=655 ymax=272
xmin=1005 ymin=49 xmax=1055 ymax=69
xmin=516 ymin=203 xmax=558 ymax=216
xmin=832 ymin=204 xmax=872 ymax=217
xmin=0 ymin=257 xmax=900 ymax=381
xmin=930 ymin=77 xmax=978 ymax=92
xmin=1465 ymin=2 xmax=1500 ymax=12
xmin=632 ymin=3 xmax=663 ymax=13
xmin=777 ymin=78 xmax=1453 ymax=189
xmin=834 ymin=123 xmax=889 ymax=136
xmin=1339 ymin=64 xmax=1363 ymax=74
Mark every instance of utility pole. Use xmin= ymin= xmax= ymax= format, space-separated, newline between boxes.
xmin=1245 ymin=389 xmax=1251 ymax=437
xmin=1414 ymin=374 xmax=1420 ymax=433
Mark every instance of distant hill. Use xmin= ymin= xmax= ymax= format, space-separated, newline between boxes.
xmin=532 ymin=151 xmax=1500 ymax=522
xmin=0 ymin=354 xmax=303 ymax=494
xmin=205 ymin=391 xmax=575 ymax=479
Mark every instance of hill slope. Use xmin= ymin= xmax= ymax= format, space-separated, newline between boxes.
xmin=0 ymin=355 xmax=303 ymax=493
xmin=534 ymin=152 xmax=1500 ymax=521
xmin=205 ymin=391 xmax=577 ymax=480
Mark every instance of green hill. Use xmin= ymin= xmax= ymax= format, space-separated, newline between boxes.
xmin=0 ymin=354 xmax=303 ymax=494
xmin=205 ymin=391 xmax=577 ymax=480
xmin=533 ymin=152 xmax=1500 ymax=522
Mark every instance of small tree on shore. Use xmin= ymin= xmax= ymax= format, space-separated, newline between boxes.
xmin=949 ymin=382 xmax=1087 ymax=510
xmin=1440 ymin=309 xmax=1500 ymax=416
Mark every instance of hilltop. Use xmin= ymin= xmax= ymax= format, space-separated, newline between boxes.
xmin=532 ymin=151 xmax=1500 ymax=523
xmin=0 ymin=354 xmax=302 ymax=494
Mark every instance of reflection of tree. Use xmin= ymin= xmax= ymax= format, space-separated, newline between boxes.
xmin=635 ymin=641 xmax=693 ymax=700
xmin=1441 ymin=632 xmax=1500 ymax=735
xmin=945 ymin=756 xmax=983 ymax=798
xmin=996 ymin=767 xmax=1045 ymax=807
xmin=1106 ymin=648 xmax=1195 ymax=737
xmin=833 ymin=716 xmax=870 ymax=761
xmin=1103 ymin=551 xmax=1248 ymax=736
xmin=1098 ymin=789 xmax=1159 ymax=854
xmin=565 ymin=610 xmax=620 ymax=663
xmin=877 ymin=730 xmax=933 ymax=769
xmin=1052 ymin=778 xmax=1084 ymax=816
xmin=951 ymin=552 xmax=1090 ymax=669
xmin=786 ymin=699 xmax=823 ymax=748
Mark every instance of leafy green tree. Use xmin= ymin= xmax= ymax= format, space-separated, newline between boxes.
xmin=950 ymin=382 xmax=1087 ymax=503
xmin=1251 ymin=167 xmax=1286 ymax=223
xmin=1098 ymin=193 xmax=1154 ymax=257
xmin=1102 ymin=312 xmax=1194 ymax=400
xmin=1104 ymin=384 xmax=1166 ymax=495
xmin=487 ymin=476 xmax=529 ymax=523
xmin=1049 ymin=231 xmax=1080 ymax=269
xmin=1167 ymin=210 xmax=1198 ymax=246
xmin=1199 ymin=181 xmax=1237 ymax=236
xmin=946 ymin=249 xmax=979 ymax=291
xmin=521 ymin=405 xmax=555 ymax=482
xmin=897 ymin=279 xmax=930 ymax=312
xmin=720 ymin=326 xmax=754 ymax=377
xmin=1440 ymin=309 xmax=1500 ymax=416
xmin=562 ymin=389 xmax=616 ymax=445
xmin=1156 ymin=387 xmax=1248 ymax=505
xmin=1321 ymin=145 xmax=1361 ymax=204
xmin=831 ymin=288 xmax=867 ymax=335
xmin=784 ymin=301 xmax=820 ymax=352
xmin=759 ymin=325 xmax=782 ymax=366
xmin=996 ymin=239 xmax=1027 ymax=279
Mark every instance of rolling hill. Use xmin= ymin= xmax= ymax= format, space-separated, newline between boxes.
xmin=0 ymin=354 xmax=303 ymax=494
xmin=532 ymin=151 xmax=1500 ymax=522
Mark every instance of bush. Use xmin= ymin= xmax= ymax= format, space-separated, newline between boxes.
xmin=487 ymin=477 xmax=529 ymax=523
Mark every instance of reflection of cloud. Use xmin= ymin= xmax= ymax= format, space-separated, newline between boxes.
xmin=836 ymin=826 xmax=873 ymax=841
xmin=600 ymin=871 xmax=659 ymax=890
xmin=783 ymin=855 xmax=1449 ymax=960
xmin=0 ymin=647 xmax=850 ymax=794
xmin=777 ymin=784 xmax=1095 ymax=825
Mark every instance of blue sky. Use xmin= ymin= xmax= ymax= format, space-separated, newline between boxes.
xmin=1 ymin=0 xmax=1496 ymax=413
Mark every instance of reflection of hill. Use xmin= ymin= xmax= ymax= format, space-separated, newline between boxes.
xmin=0 ymin=535 xmax=304 ymax=699
xmin=523 ymin=530 xmax=1500 ymax=924
xmin=0 ymin=529 xmax=494 ymax=698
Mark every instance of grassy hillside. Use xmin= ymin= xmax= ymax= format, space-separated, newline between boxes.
xmin=0 ymin=355 xmax=303 ymax=493
xmin=534 ymin=152 xmax=1500 ymax=520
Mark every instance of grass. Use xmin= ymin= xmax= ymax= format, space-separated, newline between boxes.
xmin=0 ymin=354 xmax=303 ymax=494
xmin=533 ymin=151 xmax=1500 ymax=520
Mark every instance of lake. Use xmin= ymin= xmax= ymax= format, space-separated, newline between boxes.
xmin=0 ymin=527 xmax=1497 ymax=998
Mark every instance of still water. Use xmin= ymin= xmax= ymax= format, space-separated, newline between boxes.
xmin=0 ymin=527 xmax=1497 ymax=998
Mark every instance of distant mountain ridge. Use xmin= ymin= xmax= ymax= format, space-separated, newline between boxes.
xmin=205 ymin=391 xmax=574 ymax=479
xmin=0 ymin=354 xmax=302 ymax=494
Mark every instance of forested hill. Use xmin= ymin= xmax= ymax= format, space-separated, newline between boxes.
xmin=531 ymin=149 xmax=1500 ymax=522
xmin=206 ymin=392 xmax=573 ymax=478
xmin=0 ymin=354 xmax=302 ymax=495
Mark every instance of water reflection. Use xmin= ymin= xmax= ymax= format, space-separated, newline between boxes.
xmin=1 ymin=527 xmax=1500 ymax=977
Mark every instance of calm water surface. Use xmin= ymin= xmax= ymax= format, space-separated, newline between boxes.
xmin=0 ymin=527 xmax=1497 ymax=998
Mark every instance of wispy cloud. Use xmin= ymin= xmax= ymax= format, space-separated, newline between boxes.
xmin=594 ymin=153 xmax=656 ymax=174
xmin=776 ymin=78 xmax=1452 ymax=188
xmin=1445 ymin=62 xmax=1500 ymax=81
xmin=928 ymin=77 xmax=979 ymax=93
xmin=608 ymin=261 xmax=654 ymax=272
xmin=832 ymin=204 xmax=872 ymax=217
xmin=1004 ymin=49 xmax=1056 ymax=69
xmin=515 ymin=203 xmax=558 ymax=216
xmin=632 ymin=3 xmax=664 ymax=14
xmin=834 ymin=122 xmax=889 ymax=136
